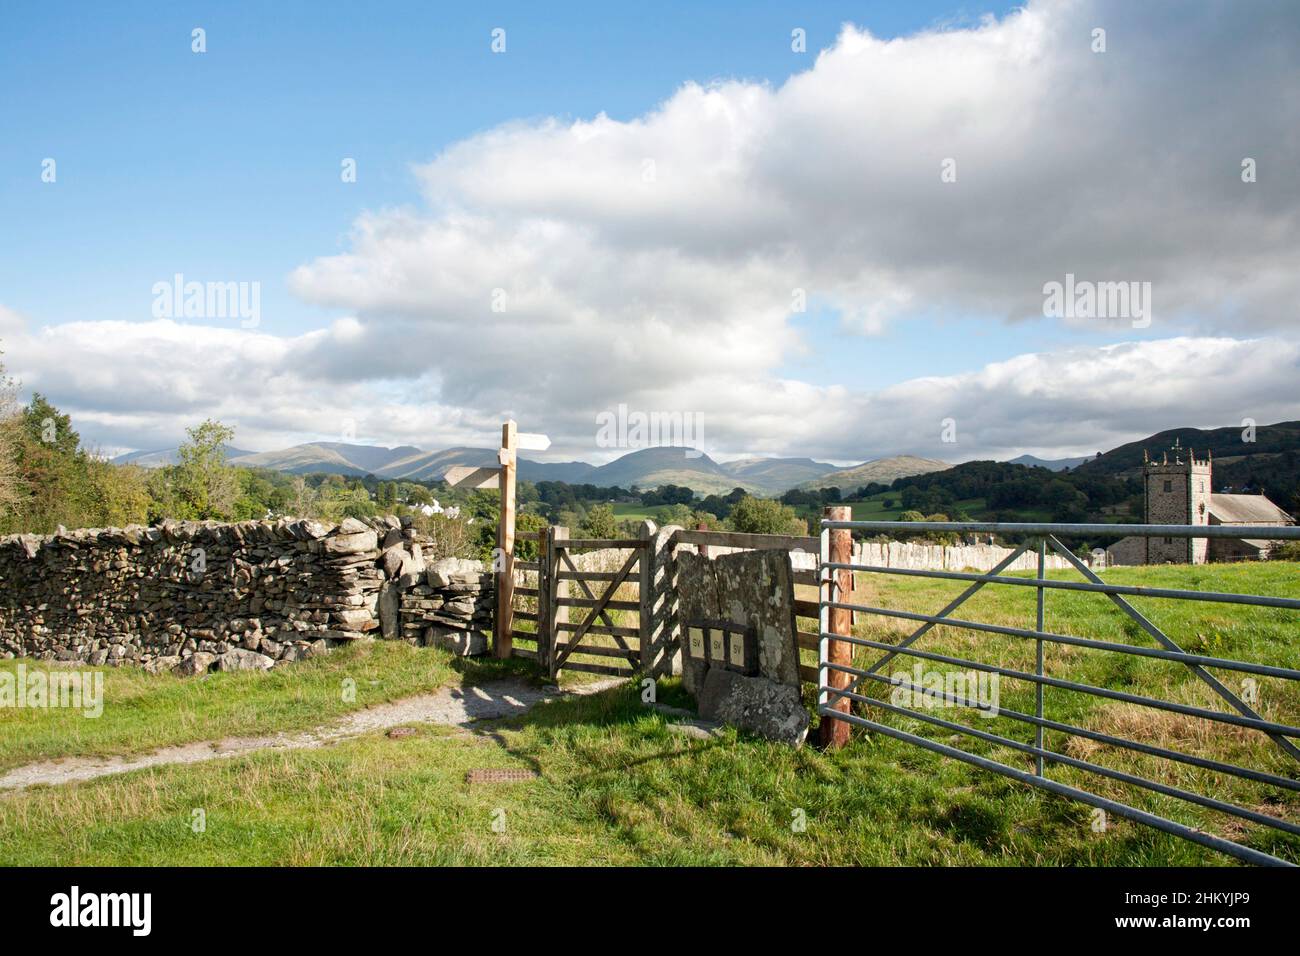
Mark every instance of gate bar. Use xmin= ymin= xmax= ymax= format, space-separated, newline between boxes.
xmin=846 ymin=668 xmax=1300 ymax=792
xmin=824 ymin=520 xmax=1300 ymax=540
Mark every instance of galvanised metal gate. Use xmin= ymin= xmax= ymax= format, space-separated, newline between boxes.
xmin=816 ymin=520 xmax=1300 ymax=867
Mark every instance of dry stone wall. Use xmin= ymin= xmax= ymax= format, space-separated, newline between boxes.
xmin=394 ymin=557 xmax=494 ymax=656
xmin=0 ymin=515 xmax=495 ymax=674
xmin=852 ymin=540 xmax=1075 ymax=572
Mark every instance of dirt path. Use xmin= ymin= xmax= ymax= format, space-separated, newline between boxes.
xmin=0 ymin=677 xmax=623 ymax=792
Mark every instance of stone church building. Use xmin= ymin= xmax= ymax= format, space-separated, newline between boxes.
xmin=1107 ymin=446 xmax=1295 ymax=565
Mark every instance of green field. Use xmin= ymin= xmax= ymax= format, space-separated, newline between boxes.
xmin=609 ymin=502 xmax=674 ymax=523
xmin=788 ymin=493 xmax=990 ymax=523
xmin=1 ymin=562 xmax=1297 ymax=866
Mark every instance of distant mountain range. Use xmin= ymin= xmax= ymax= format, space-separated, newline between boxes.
xmin=116 ymin=419 xmax=1297 ymax=499
xmin=1008 ymin=454 xmax=1092 ymax=471
xmin=795 ymin=455 xmax=952 ymax=490
xmin=112 ymin=441 xmax=947 ymax=495
xmin=113 ymin=444 xmax=256 ymax=468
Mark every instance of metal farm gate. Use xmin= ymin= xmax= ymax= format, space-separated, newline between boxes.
xmin=816 ymin=517 xmax=1300 ymax=867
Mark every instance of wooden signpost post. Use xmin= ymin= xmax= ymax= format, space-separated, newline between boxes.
xmin=443 ymin=420 xmax=549 ymax=659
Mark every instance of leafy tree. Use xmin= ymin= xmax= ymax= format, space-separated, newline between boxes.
xmin=580 ymin=503 xmax=619 ymax=539
xmin=5 ymin=393 xmax=105 ymax=531
xmin=170 ymin=419 xmax=239 ymax=519
xmin=87 ymin=459 xmax=152 ymax=526
xmin=657 ymin=503 xmax=695 ymax=527
xmin=514 ymin=511 xmax=547 ymax=561
xmin=728 ymin=496 xmax=806 ymax=535
xmin=0 ymin=377 xmax=19 ymax=518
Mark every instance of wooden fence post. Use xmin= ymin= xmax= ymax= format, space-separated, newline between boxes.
xmin=495 ymin=420 xmax=517 ymax=658
xmin=638 ymin=520 xmax=654 ymax=674
xmin=820 ymin=505 xmax=853 ymax=749
xmin=548 ymin=526 xmax=568 ymax=679
xmin=696 ymin=521 xmax=709 ymax=559
xmin=536 ymin=525 xmax=552 ymax=674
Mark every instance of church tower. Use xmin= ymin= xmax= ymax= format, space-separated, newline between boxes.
xmin=1143 ymin=440 xmax=1211 ymax=564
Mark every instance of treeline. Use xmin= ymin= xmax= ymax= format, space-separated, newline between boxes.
xmin=853 ymin=460 xmax=1141 ymax=522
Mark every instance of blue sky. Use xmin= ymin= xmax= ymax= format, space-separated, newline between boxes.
xmin=1 ymin=1 xmax=1296 ymax=463
xmin=3 ymin=1 xmax=1015 ymax=344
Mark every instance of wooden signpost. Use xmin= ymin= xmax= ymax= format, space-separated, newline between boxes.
xmin=443 ymin=420 xmax=549 ymax=659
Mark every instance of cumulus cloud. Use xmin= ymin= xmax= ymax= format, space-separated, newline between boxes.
xmin=5 ymin=0 xmax=1299 ymax=461
xmin=836 ymin=337 xmax=1300 ymax=461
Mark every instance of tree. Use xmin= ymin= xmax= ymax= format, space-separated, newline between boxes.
xmin=87 ymin=459 xmax=152 ymax=527
xmin=5 ymin=392 xmax=102 ymax=531
xmin=580 ymin=503 xmax=619 ymax=539
xmin=658 ymin=503 xmax=694 ymax=527
xmin=171 ymin=419 xmax=239 ymax=519
xmin=728 ymin=496 xmax=806 ymax=535
xmin=0 ymin=365 xmax=23 ymax=518
xmin=288 ymin=476 xmax=316 ymax=517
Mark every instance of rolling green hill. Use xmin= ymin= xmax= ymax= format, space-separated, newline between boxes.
xmin=584 ymin=447 xmax=761 ymax=496
xmin=797 ymin=455 xmax=951 ymax=492
xmin=1075 ymin=420 xmax=1300 ymax=509
xmin=719 ymin=456 xmax=837 ymax=492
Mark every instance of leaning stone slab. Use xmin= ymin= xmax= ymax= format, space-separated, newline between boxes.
xmin=697 ymin=668 xmax=809 ymax=747
xmin=673 ymin=549 xmax=720 ymax=697
xmin=712 ymin=549 xmax=800 ymax=688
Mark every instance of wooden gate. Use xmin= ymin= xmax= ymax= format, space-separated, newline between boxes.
xmin=536 ymin=526 xmax=652 ymax=679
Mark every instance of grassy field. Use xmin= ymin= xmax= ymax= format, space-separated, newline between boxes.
xmin=795 ymin=560 xmax=1300 ymax=865
xmin=609 ymin=502 xmax=675 ymax=523
xmin=1 ymin=562 xmax=1297 ymax=866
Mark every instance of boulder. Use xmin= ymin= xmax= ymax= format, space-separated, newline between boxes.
xmin=423 ymin=625 xmax=488 ymax=656
xmin=175 ymin=651 xmax=218 ymax=676
xmin=215 ymin=648 xmax=275 ymax=672
xmin=332 ymin=607 xmax=377 ymax=631
xmin=144 ymin=655 xmax=181 ymax=674
xmin=697 ymin=669 xmax=809 ymax=747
